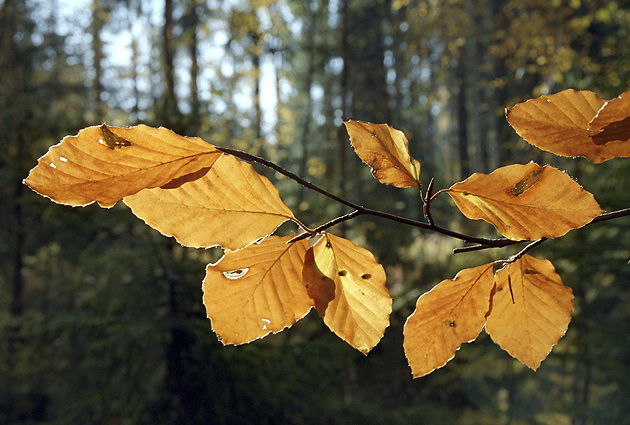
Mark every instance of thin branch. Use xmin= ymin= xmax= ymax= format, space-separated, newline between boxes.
xmin=289 ymin=210 xmax=361 ymax=243
xmin=503 ymin=237 xmax=547 ymax=264
xmin=454 ymin=242 xmax=516 ymax=254
xmin=588 ymin=207 xmax=630 ymax=224
xmin=217 ymin=146 xmax=630 ymax=251
xmin=454 ymin=207 xmax=630 ymax=254
xmin=423 ymin=177 xmax=435 ymax=226
xmin=219 ymin=146 xmax=520 ymax=246
xmin=216 ymin=147 xmax=357 ymax=210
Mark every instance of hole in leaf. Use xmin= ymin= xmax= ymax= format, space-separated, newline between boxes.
xmin=338 ymin=270 xmax=347 ymax=277
xmin=361 ymin=273 xmax=371 ymax=279
xmin=223 ymin=268 xmax=249 ymax=280
xmin=261 ymin=318 xmax=271 ymax=330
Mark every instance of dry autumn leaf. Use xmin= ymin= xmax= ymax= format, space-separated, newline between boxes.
xmin=587 ymin=91 xmax=630 ymax=157
xmin=447 ymin=162 xmax=603 ymax=240
xmin=305 ymin=233 xmax=392 ymax=354
xmin=123 ymin=154 xmax=296 ymax=250
xmin=344 ymin=120 xmax=421 ymax=188
xmin=486 ymin=255 xmax=574 ymax=370
xmin=506 ymin=89 xmax=630 ymax=163
xmin=403 ymin=263 xmax=495 ymax=377
xmin=23 ymin=124 xmax=221 ymax=207
xmin=203 ymin=236 xmax=314 ymax=345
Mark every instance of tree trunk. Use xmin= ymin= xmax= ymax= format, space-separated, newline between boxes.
xmin=252 ymin=32 xmax=264 ymax=153
xmin=337 ymin=0 xmax=349 ymax=237
xmin=297 ymin=11 xmax=316 ymax=207
xmin=186 ymin=0 xmax=201 ymax=134
xmin=161 ymin=0 xmax=179 ymax=128
xmin=456 ymin=58 xmax=470 ymax=180
xmin=90 ymin=0 xmax=106 ymax=122
xmin=489 ymin=0 xmax=511 ymax=166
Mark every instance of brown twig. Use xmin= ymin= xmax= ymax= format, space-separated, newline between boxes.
xmin=423 ymin=177 xmax=435 ymax=226
xmin=217 ymin=146 xmax=630 ymax=252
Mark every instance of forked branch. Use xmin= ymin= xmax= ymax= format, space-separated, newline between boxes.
xmin=218 ymin=146 xmax=630 ymax=255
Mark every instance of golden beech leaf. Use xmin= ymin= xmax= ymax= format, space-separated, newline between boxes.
xmin=344 ymin=120 xmax=421 ymax=188
xmin=506 ymin=89 xmax=630 ymax=163
xmin=486 ymin=255 xmax=574 ymax=370
xmin=587 ymin=91 xmax=630 ymax=160
xmin=23 ymin=124 xmax=221 ymax=208
xmin=123 ymin=154 xmax=296 ymax=250
xmin=304 ymin=233 xmax=392 ymax=354
xmin=403 ymin=263 xmax=495 ymax=378
xmin=447 ymin=162 xmax=603 ymax=240
xmin=203 ymin=236 xmax=314 ymax=346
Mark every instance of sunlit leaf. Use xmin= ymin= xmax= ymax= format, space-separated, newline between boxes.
xmin=344 ymin=120 xmax=421 ymax=188
xmin=586 ymin=91 xmax=630 ymax=161
xmin=506 ymin=89 xmax=630 ymax=163
xmin=447 ymin=162 xmax=603 ymax=240
xmin=23 ymin=124 xmax=221 ymax=207
xmin=403 ymin=263 xmax=495 ymax=377
xmin=486 ymin=255 xmax=574 ymax=370
xmin=123 ymin=154 xmax=296 ymax=250
xmin=203 ymin=236 xmax=314 ymax=345
xmin=305 ymin=233 xmax=392 ymax=354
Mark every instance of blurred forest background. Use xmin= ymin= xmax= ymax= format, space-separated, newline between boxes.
xmin=2 ymin=0 xmax=630 ymax=423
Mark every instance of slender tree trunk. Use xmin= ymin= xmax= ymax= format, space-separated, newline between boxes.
xmin=252 ymin=32 xmax=264 ymax=153
xmin=337 ymin=0 xmax=349 ymax=237
xmin=91 ymin=0 xmax=106 ymax=122
xmin=297 ymin=14 xmax=316 ymax=206
xmin=10 ymin=138 xmax=25 ymax=318
xmin=160 ymin=2 xmax=190 ymax=420
xmin=572 ymin=255 xmax=592 ymax=425
xmin=274 ymin=50 xmax=284 ymax=147
xmin=131 ymin=36 xmax=141 ymax=122
xmin=1 ymin=0 xmax=25 ymax=318
xmin=456 ymin=58 xmax=470 ymax=180
xmin=161 ymin=0 xmax=179 ymax=128
xmin=489 ymin=0 xmax=511 ymax=166
xmin=1 ymin=6 xmax=27 ymax=401
xmin=186 ymin=0 xmax=201 ymax=134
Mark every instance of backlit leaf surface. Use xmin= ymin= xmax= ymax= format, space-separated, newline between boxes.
xmin=506 ymin=89 xmax=630 ymax=162
xmin=203 ymin=236 xmax=314 ymax=345
xmin=403 ymin=263 xmax=495 ymax=377
xmin=447 ymin=162 xmax=603 ymax=240
xmin=23 ymin=124 xmax=221 ymax=207
xmin=344 ymin=120 xmax=421 ymax=188
xmin=586 ymin=91 xmax=630 ymax=160
xmin=306 ymin=233 xmax=392 ymax=354
xmin=123 ymin=154 xmax=295 ymax=250
xmin=485 ymin=255 xmax=574 ymax=370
